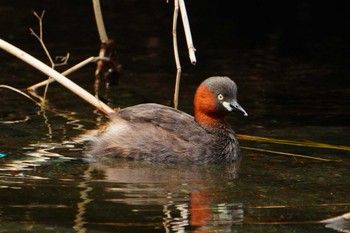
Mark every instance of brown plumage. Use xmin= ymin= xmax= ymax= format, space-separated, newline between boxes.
xmin=89 ymin=76 xmax=247 ymax=164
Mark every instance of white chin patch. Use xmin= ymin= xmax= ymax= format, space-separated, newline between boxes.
xmin=222 ymin=101 xmax=233 ymax=111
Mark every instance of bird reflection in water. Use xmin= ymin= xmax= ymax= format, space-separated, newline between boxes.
xmin=72 ymin=159 xmax=243 ymax=232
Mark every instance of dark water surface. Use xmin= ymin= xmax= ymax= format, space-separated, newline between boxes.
xmin=1 ymin=1 xmax=350 ymax=232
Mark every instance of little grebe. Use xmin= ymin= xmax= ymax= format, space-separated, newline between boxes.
xmin=90 ymin=76 xmax=247 ymax=164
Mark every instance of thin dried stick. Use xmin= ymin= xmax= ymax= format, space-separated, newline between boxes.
xmin=241 ymin=146 xmax=341 ymax=162
xmin=0 ymin=84 xmax=43 ymax=124
xmin=0 ymin=39 xmax=114 ymax=115
xmin=244 ymin=220 xmax=319 ymax=225
xmin=171 ymin=0 xmax=196 ymax=108
xmin=0 ymin=85 xmax=42 ymax=108
xmin=179 ymin=0 xmax=196 ymax=65
xmin=238 ymin=134 xmax=350 ymax=152
xmin=172 ymin=0 xmax=181 ymax=109
xmin=30 ymin=11 xmax=54 ymax=66
xmin=30 ymin=10 xmax=69 ymax=100
xmin=249 ymin=202 xmax=350 ymax=209
xmin=92 ymin=0 xmax=108 ymax=42
xmin=27 ymin=56 xmax=99 ymax=91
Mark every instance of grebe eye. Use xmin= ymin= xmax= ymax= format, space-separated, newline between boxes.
xmin=217 ymin=94 xmax=224 ymax=100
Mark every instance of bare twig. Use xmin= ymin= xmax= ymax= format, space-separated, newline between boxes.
xmin=30 ymin=10 xmax=69 ymax=101
xmin=54 ymin=53 xmax=70 ymax=67
xmin=30 ymin=11 xmax=54 ymax=67
xmin=27 ymin=56 xmax=99 ymax=91
xmin=172 ymin=0 xmax=181 ymax=109
xmin=0 ymin=39 xmax=114 ymax=115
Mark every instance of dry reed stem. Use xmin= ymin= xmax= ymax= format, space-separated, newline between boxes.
xmin=179 ymin=0 xmax=196 ymax=65
xmin=172 ymin=0 xmax=181 ymax=109
xmin=0 ymin=39 xmax=114 ymax=115
xmin=92 ymin=0 xmax=108 ymax=42
xmin=171 ymin=0 xmax=196 ymax=108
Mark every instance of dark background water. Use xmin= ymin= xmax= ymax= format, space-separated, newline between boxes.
xmin=0 ymin=0 xmax=350 ymax=232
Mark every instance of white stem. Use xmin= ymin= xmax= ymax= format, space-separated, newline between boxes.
xmin=179 ymin=0 xmax=196 ymax=65
xmin=92 ymin=0 xmax=108 ymax=42
xmin=0 ymin=39 xmax=114 ymax=115
xmin=173 ymin=0 xmax=182 ymax=109
xmin=27 ymin=56 xmax=98 ymax=91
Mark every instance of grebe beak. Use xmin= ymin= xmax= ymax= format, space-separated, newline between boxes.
xmin=223 ymin=101 xmax=248 ymax=116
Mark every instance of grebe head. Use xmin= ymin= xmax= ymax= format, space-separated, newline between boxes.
xmin=194 ymin=76 xmax=247 ymax=126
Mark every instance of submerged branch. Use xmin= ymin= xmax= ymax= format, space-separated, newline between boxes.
xmin=238 ymin=134 xmax=350 ymax=152
xmin=249 ymin=202 xmax=350 ymax=209
xmin=242 ymin=146 xmax=341 ymax=162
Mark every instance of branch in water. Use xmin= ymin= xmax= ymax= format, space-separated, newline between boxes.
xmin=0 ymin=39 xmax=114 ymax=115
